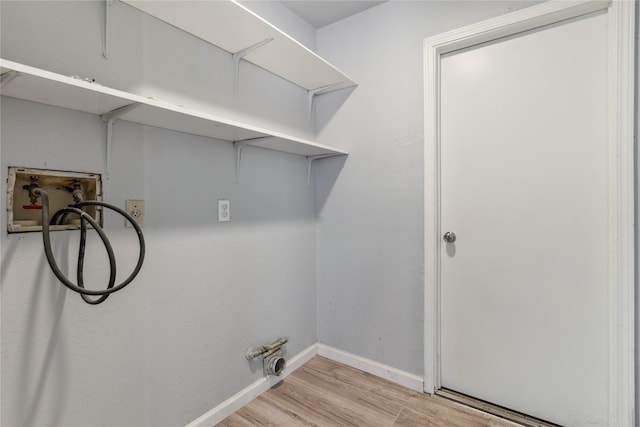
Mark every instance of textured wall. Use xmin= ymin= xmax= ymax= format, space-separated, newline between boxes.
xmin=0 ymin=1 xmax=319 ymax=426
xmin=3 ymin=1 xmax=635 ymax=426
xmin=238 ymin=0 xmax=317 ymax=52
xmin=314 ymin=0 xmax=540 ymax=375
xmin=635 ymin=3 xmax=639 ymax=425
xmin=0 ymin=0 xmax=316 ymax=140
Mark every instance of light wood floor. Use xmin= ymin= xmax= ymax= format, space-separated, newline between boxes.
xmin=217 ymin=356 xmax=522 ymax=426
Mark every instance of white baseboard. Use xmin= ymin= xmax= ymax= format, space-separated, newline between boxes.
xmin=185 ymin=343 xmax=318 ymax=427
xmin=317 ymin=343 xmax=424 ymax=392
xmin=186 ymin=342 xmax=425 ymax=426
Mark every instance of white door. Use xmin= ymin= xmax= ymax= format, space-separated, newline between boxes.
xmin=439 ymin=11 xmax=610 ymax=427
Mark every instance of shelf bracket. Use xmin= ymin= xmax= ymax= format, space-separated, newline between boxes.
xmin=101 ymin=102 xmax=141 ymax=177
xmin=232 ymin=38 xmax=274 ymax=94
xmin=0 ymin=70 xmax=20 ymax=89
xmin=234 ymin=140 xmax=250 ymax=183
xmin=307 ymin=82 xmax=342 ymax=121
xmin=233 ymin=137 xmax=272 ymax=183
xmin=102 ymin=0 xmax=114 ymax=59
xmin=306 ymin=154 xmax=339 ymax=186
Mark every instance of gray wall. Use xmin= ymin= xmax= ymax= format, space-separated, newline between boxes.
xmin=2 ymin=0 xmax=637 ymax=426
xmin=316 ymin=1 xmax=640 ymax=423
xmin=316 ymin=0 xmax=640 ymax=422
xmin=238 ymin=0 xmax=317 ymax=52
xmin=636 ymin=2 xmax=639 ymax=424
xmin=1 ymin=1 xmax=319 ymax=426
xmin=314 ymin=0 xmax=549 ymax=375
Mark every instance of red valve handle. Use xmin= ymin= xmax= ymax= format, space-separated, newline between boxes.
xmin=23 ymin=204 xmax=43 ymax=210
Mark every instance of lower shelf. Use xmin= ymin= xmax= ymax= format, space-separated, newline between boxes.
xmin=0 ymin=58 xmax=349 ymax=159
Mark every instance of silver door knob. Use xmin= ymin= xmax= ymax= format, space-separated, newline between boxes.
xmin=443 ymin=231 xmax=456 ymax=243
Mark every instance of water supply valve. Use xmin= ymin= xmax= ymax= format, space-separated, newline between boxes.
xmin=22 ymin=175 xmax=42 ymax=210
xmin=67 ymin=179 xmax=85 ymax=203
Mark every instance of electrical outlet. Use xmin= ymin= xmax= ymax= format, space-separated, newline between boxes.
xmin=218 ymin=200 xmax=230 ymax=222
xmin=126 ymin=200 xmax=144 ymax=227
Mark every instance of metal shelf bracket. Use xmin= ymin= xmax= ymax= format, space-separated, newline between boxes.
xmin=307 ymin=82 xmax=342 ymax=120
xmin=232 ymin=38 xmax=274 ymax=94
xmin=103 ymin=0 xmax=114 ymax=59
xmin=0 ymin=70 xmax=20 ymax=89
xmin=233 ymin=137 xmax=272 ymax=183
xmin=101 ymin=102 xmax=141 ymax=176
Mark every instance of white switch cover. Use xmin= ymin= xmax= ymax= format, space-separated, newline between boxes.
xmin=126 ymin=200 xmax=144 ymax=227
xmin=218 ymin=200 xmax=230 ymax=222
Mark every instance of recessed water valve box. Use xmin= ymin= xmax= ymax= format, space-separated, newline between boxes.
xmin=7 ymin=167 xmax=102 ymax=233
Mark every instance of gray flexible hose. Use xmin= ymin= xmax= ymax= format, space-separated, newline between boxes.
xmin=34 ymin=188 xmax=145 ymax=304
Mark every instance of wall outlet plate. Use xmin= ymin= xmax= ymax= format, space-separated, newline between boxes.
xmin=218 ymin=200 xmax=230 ymax=222
xmin=126 ymin=200 xmax=144 ymax=227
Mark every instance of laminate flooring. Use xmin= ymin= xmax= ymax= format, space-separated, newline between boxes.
xmin=217 ymin=356 xmax=522 ymax=426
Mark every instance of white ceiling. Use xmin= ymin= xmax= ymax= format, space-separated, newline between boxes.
xmin=280 ymin=1 xmax=387 ymax=29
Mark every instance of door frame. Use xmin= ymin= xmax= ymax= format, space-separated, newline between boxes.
xmin=423 ymin=1 xmax=635 ymax=425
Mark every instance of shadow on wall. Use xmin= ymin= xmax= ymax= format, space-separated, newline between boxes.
xmin=315 ymin=155 xmax=348 ymax=217
xmin=315 ymin=87 xmax=357 ymax=133
xmin=2 ymin=238 xmax=69 ymax=427
xmin=117 ymin=122 xmax=322 ymax=229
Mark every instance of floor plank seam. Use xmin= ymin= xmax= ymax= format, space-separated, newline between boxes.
xmin=389 ymin=406 xmax=407 ymax=427
xmin=217 ymin=356 xmax=525 ymax=427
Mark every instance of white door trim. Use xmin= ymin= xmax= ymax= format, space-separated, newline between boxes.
xmin=423 ymin=1 xmax=635 ymax=425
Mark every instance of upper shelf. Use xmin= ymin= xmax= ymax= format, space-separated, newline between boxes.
xmin=120 ymin=0 xmax=357 ymax=94
xmin=0 ymin=59 xmax=348 ymax=158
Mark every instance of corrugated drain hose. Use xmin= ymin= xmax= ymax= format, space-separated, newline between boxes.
xmin=34 ymin=188 xmax=145 ymax=305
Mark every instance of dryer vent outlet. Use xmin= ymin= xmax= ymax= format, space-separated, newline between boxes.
xmin=245 ymin=337 xmax=288 ymax=377
xmin=263 ymin=350 xmax=286 ymax=377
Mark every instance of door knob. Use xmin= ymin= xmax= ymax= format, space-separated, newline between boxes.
xmin=443 ymin=231 xmax=456 ymax=243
